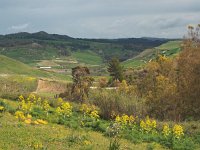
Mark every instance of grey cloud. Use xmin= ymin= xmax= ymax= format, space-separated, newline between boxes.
xmin=0 ymin=0 xmax=200 ymax=38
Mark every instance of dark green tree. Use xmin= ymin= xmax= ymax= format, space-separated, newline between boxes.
xmin=107 ymin=57 xmax=124 ymax=82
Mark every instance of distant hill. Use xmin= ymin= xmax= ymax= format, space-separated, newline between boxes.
xmin=0 ymin=31 xmax=172 ymax=65
xmin=4 ymin=31 xmax=72 ymax=41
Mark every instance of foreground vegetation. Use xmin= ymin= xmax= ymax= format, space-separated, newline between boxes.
xmin=0 ymin=94 xmax=199 ymax=150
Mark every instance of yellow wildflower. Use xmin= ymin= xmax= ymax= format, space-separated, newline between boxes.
xmin=80 ymin=104 xmax=91 ymax=114
xmin=115 ymin=115 xmax=121 ymax=123
xmin=27 ymin=114 xmax=32 ymax=119
xmin=56 ymin=102 xmax=72 ymax=118
xmin=140 ymin=120 xmax=146 ymax=131
xmin=15 ymin=111 xmax=26 ymax=121
xmin=24 ymin=119 xmax=32 ymax=124
xmin=36 ymin=119 xmax=48 ymax=125
xmin=33 ymin=120 xmax=39 ymax=125
xmin=0 ymin=106 xmax=4 ymax=111
xmin=121 ymin=114 xmax=129 ymax=125
xmin=173 ymin=124 xmax=184 ymax=139
xmin=18 ymin=95 xmax=24 ymax=102
xmin=151 ymin=120 xmax=157 ymax=128
xmin=129 ymin=115 xmax=135 ymax=124
xmin=90 ymin=110 xmax=99 ymax=119
xmin=162 ymin=124 xmax=171 ymax=137
xmin=42 ymin=100 xmax=50 ymax=112
xmin=140 ymin=116 xmax=157 ymax=133
xmin=55 ymin=97 xmax=63 ymax=106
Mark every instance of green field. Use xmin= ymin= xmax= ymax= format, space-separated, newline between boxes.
xmin=72 ymin=51 xmax=103 ymax=65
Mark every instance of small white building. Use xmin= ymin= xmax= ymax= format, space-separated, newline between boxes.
xmin=39 ymin=66 xmax=52 ymax=69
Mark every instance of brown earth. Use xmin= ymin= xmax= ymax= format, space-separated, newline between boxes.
xmin=35 ymin=79 xmax=68 ymax=93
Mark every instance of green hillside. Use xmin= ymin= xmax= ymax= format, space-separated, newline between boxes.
xmin=0 ymin=55 xmax=71 ymax=81
xmin=0 ymin=55 xmax=48 ymax=76
xmin=122 ymin=40 xmax=182 ymax=68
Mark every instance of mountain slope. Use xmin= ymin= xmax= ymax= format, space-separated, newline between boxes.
xmin=122 ymin=40 xmax=182 ymax=68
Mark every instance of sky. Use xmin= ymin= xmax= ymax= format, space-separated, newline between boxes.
xmin=0 ymin=0 xmax=200 ymax=38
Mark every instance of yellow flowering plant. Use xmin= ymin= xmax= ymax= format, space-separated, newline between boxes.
xmin=80 ymin=104 xmax=100 ymax=120
xmin=162 ymin=124 xmax=171 ymax=137
xmin=18 ymin=94 xmax=41 ymax=114
xmin=27 ymin=93 xmax=37 ymax=104
xmin=35 ymin=119 xmax=48 ymax=125
xmin=18 ymin=95 xmax=25 ymax=102
xmin=115 ymin=114 xmax=136 ymax=128
xmin=80 ymin=104 xmax=91 ymax=115
xmin=79 ymin=104 xmax=100 ymax=127
xmin=140 ymin=116 xmax=157 ymax=133
xmin=0 ymin=106 xmax=4 ymax=112
xmin=89 ymin=110 xmax=100 ymax=120
xmin=15 ymin=111 xmax=26 ymax=121
xmin=173 ymin=124 xmax=184 ymax=139
xmin=42 ymin=100 xmax=50 ymax=115
xmin=56 ymin=102 xmax=73 ymax=118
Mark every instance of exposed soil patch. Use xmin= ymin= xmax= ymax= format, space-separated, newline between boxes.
xmin=36 ymin=78 xmax=68 ymax=93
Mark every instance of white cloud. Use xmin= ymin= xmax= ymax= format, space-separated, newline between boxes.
xmin=9 ymin=23 xmax=29 ymax=30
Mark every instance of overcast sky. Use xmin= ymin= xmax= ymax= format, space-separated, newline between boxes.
xmin=0 ymin=0 xmax=200 ymax=38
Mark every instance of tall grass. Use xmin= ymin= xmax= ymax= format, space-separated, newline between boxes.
xmin=90 ymin=89 xmax=146 ymax=119
xmin=0 ymin=75 xmax=38 ymax=100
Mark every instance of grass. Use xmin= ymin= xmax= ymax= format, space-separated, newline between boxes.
xmin=0 ymin=99 xmax=167 ymax=150
xmin=122 ymin=59 xmax=146 ymax=68
xmin=72 ymin=51 xmax=103 ymax=65
xmin=157 ymin=41 xmax=182 ymax=50
xmin=0 ymin=55 xmax=49 ymax=77
xmin=122 ymin=40 xmax=182 ymax=68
